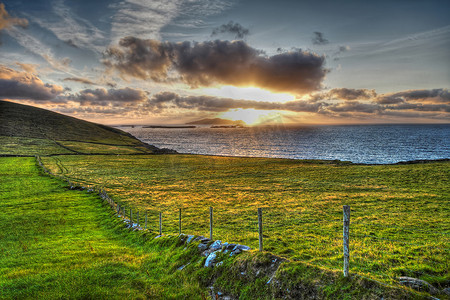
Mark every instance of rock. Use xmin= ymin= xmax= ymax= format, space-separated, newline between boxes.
xmin=222 ymin=243 xmax=236 ymax=253
xmin=216 ymin=261 xmax=223 ymax=267
xmin=198 ymin=243 xmax=208 ymax=252
xmin=209 ymin=240 xmax=222 ymax=251
xmin=442 ymin=287 xmax=450 ymax=296
xmin=194 ymin=236 xmax=210 ymax=243
xmin=398 ymin=277 xmax=439 ymax=295
xmin=234 ymin=245 xmax=251 ymax=251
xmin=205 ymin=251 xmax=219 ymax=268
xmin=230 ymin=244 xmax=251 ymax=256
xmin=177 ymin=263 xmax=189 ymax=271
xmin=185 ymin=235 xmax=195 ymax=244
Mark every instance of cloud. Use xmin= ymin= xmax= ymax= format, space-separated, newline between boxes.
xmin=142 ymin=88 xmax=449 ymax=118
xmin=5 ymin=27 xmax=73 ymax=73
xmin=338 ymin=45 xmax=350 ymax=53
xmin=29 ymin=0 xmax=106 ymax=53
xmin=0 ymin=3 xmax=28 ymax=31
xmin=333 ymin=45 xmax=351 ymax=60
xmin=145 ymin=92 xmax=323 ymax=113
xmin=327 ymin=102 xmax=380 ymax=113
xmin=0 ymin=65 xmax=64 ymax=101
xmin=63 ymin=77 xmax=96 ymax=85
xmin=328 ymin=88 xmax=376 ymax=100
xmin=376 ymin=88 xmax=449 ymax=104
xmin=211 ymin=21 xmax=249 ymax=39
xmin=16 ymin=62 xmax=38 ymax=74
xmin=104 ymin=38 xmax=327 ymax=94
xmin=110 ymin=0 xmax=179 ymax=43
xmin=67 ymin=87 xmax=148 ymax=106
xmin=312 ymin=31 xmax=328 ymax=45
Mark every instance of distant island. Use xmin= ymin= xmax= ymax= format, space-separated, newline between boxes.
xmin=143 ymin=125 xmax=196 ymax=129
xmin=186 ymin=118 xmax=246 ymax=126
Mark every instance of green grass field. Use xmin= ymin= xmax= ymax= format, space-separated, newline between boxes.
xmin=0 ymin=157 xmax=208 ymax=299
xmin=0 ymin=156 xmax=435 ymax=299
xmin=40 ymin=154 xmax=450 ymax=287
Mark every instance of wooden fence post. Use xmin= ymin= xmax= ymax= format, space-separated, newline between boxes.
xmin=145 ymin=211 xmax=148 ymax=230
xmin=209 ymin=207 xmax=213 ymax=240
xmin=159 ymin=212 xmax=162 ymax=235
xmin=258 ymin=208 xmax=263 ymax=252
xmin=179 ymin=208 xmax=182 ymax=235
xmin=343 ymin=205 xmax=350 ymax=277
xmin=130 ymin=209 xmax=133 ymax=225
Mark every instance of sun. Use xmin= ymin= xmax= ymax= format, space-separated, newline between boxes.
xmin=219 ymin=108 xmax=287 ymax=125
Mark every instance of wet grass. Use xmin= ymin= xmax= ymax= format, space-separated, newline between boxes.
xmin=41 ymin=154 xmax=450 ymax=288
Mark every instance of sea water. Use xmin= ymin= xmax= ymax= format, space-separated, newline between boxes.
xmin=122 ymin=124 xmax=450 ymax=164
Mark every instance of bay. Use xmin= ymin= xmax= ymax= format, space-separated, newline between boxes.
xmin=122 ymin=124 xmax=450 ymax=164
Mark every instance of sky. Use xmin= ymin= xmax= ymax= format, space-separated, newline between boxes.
xmin=0 ymin=0 xmax=449 ymax=125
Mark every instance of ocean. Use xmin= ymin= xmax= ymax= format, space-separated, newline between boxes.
xmin=122 ymin=124 xmax=450 ymax=164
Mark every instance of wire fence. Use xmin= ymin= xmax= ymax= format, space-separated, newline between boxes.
xmin=35 ymin=155 xmax=450 ymax=284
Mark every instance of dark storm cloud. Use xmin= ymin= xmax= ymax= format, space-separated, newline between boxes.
xmin=63 ymin=77 xmax=95 ymax=85
xmin=0 ymin=65 xmax=63 ymax=101
xmin=104 ymin=38 xmax=327 ymax=94
xmin=146 ymin=92 xmax=322 ymax=113
xmin=312 ymin=31 xmax=328 ymax=45
xmin=67 ymin=87 xmax=148 ymax=106
xmin=211 ymin=21 xmax=250 ymax=39
xmin=0 ymin=3 xmax=28 ymax=31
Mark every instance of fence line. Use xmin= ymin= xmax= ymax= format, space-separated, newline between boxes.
xmin=34 ymin=155 xmax=449 ymax=282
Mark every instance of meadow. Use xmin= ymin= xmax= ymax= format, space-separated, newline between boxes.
xmin=0 ymin=157 xmax=210 ymax=299
xmin=41 ymin=154 xmax=450 ymax=287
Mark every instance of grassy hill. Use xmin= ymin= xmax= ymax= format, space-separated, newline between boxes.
xmin=40 ymin=154 xmax=450 ymax=292
xmin=0 ymin=157 xmax=432 ymax=299
xmin=0 ymin=100 xmax=159 ymax=155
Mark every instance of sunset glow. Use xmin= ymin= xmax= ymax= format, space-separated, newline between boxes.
xmin=199 ymin=86 xmax=296 ymax=103
xmin=219 ymin=108 xmax=288 ymax=125
xmin=0 ymin=1 xmax=448 ymax=125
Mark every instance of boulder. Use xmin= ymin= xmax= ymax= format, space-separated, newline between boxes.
xmin=185 ymin=235 xmax=195 ymax=244
xmin=230 ymin=244 xmax=251 ymax=256
xmin=198 ymin=243 xmax=208 ymax=252
xmin=398 ymin=277 xmax=439 ymax=295
xmin=209 ymin=240 xmax=222 ymax=251
xmin=205 ymin=251 xmax=219 ymax=267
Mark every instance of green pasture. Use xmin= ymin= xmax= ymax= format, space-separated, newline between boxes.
xmin=41 ymin=154 xmax=450 ymax=287
xmin=0 ymin=157 xmax=207 ymax=299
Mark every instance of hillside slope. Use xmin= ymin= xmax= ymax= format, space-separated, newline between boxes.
xmin=0 ymin=100 xmax=162 ymax=155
